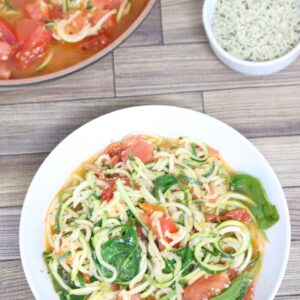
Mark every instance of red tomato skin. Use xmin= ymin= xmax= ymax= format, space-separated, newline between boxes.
xmin=183 ymin=272 xmax=230 ymax=300
xmin=121 ymin=135 xmax=153 ymax=164
xmin=140 ymin=212 xmax=151 ymax=228
xmin=101 ymin=186 xmax=115 ymax=202
xmin=0 ymin=20 xmax=17 ymax=45
xmin=243 ymin=282 xmax=254 ymax=300
xmin=24 ymin=3 xmax=48 ymax=21
xmin=15 ymin=19 xmax=42 ymax=44
xmin=49 ymin=5 xmax=63 ymax=19
xmin=105 ymin=142 xmax=123 ymax=157
xmin=0 ymin=41 xmax=13 ymax=61
xmin=92 ymin=0 xmax=123 ymax=10
xmin=222 ymin=208 xmax=252 ymax=223
xmin=15 ymin=26 xmax=52 ymax=69
xmin=0 ymin=61 xmax=11 ymax=79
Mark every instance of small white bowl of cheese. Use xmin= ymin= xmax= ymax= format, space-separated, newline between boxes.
xmin=203 ymin=0 xmax=300 ymax=76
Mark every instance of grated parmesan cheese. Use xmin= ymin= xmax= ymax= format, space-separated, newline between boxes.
xmin=212 ymin=0 xmax=300 ymax=62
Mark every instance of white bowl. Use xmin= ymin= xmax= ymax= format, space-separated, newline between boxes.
xmin=20 ymin=106 xmax=290 ymax=300
xmin=203 ymin=0 xmax=300 ymax=76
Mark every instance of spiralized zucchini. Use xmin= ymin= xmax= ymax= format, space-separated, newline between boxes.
xmin=44 ymin=135 xmax=269 ymax=300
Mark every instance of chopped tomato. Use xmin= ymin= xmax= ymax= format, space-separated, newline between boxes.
xmin=92 ymin=0 xmax=123 ymax=10
xmin=111 ymin=284 xmax=120 ymax=291
xmin=121 ymin=135 xmax=153 ymax=164
xmin=0 ymin=62 xmax=11 ymax=79
xmin=183 ymin=272 xmax=230 ymax=300
xmin=101 ymin=186 xmax=115 ymax=202
xmin=204 ymin=213 xmax=220 ymax=222
xmin=151 ymin=217 xmax=178 ymax=251
xmin=0 ymin=42 xmax=13 ymax=61
xmin=243 ymin=282 xmax=254 ymax=300
xmin=48 ymin=5 xmax=63 ymax=19
xmin=139 ymin=203 xmax=165 ymax=216
xmin=0 ymin=20 xmax=17 ymax=45
xmin=227 ymin=268 xmax=239 ymax=281
xmin=24 ymin=2 xmax=49 ymax=22
xmin=6 ymin=0 xmax=25 ymax=9
xmin=15 ymin=19 xmax=42 ymax=44
xmin=140 ymin=212 xmax=151 ymax=228
xmin=15 ymin=26 xmax=51 ymax=69
xmin=78 ymin=31 xmax=112 ymax=52
xmin=208 ymin=145 xmax=220 ymax=159
xmin=105 ymin=142 xmax=123 ymax=157
xmin=222 ymin=208 xmax=252 ymax=223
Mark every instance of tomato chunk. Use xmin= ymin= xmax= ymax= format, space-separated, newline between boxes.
xmin=0 ymin=20 xmax=17 ymax=45
xmin=243 ymin=282 xmax=254 ymax=300
xmin=24 ymin=2 xmax=49 ymax=22
xmin=222 ymin=208 xmax=252 ymax=223
xmin=15 ymin=26 xmax=52 ymax=69
xmin=101 ymin=186 xmax=115 ymax=202
xmin=183 ymin=272 xmax=230 ymax=300
xmin=0 ymin=41 xmax=13 ymax=61
xmin=92 ymin=0 xmax=123 ymax=10
xmin=139 ymin=203 xmax=165 ymax=216
xmin=16 ymin=19 xmax=43 ymax=44
xmin=121 ymin=135 xmax=153 ymax=164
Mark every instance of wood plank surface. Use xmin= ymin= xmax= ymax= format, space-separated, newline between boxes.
xmin=122 ymin=1 xmax=163 ymax=47
xmin=0 ymin=55 xmax=114 ymax=105
xmin=0 ymin=92 xmax=203 ymax=155
xmin=114 ymin=43 xmax=300 ymax=97
xmin=203 ymin=85 xmax=300 ymax=138
xmin=161 ymin=0 xmax=206 ymax=43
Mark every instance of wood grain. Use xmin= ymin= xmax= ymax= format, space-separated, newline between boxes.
xmin=122 ymin=1 xmax=163 ymax=47
xmin=250 ymin=136 xmax=300 ymax=188
xmin=0 ymin=92 xmax=203 ymax=155
xmin=161 ymin=0 xmax=206 ymax=43
xmin=1 ymin=241 xmax=298 ymax=299
xmin=0 ymin=153 xmax=47 ymax=208
xmin=0 ymin=54 xmax=114 ymax=105
xmin=114 ymin=43 xmax=300 ymax=97
xmin=203 ymin=85 xmax=300 ymax=138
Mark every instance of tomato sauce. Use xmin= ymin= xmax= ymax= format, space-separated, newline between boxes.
xmin=0 ymin=0 xmax=148 ymax=79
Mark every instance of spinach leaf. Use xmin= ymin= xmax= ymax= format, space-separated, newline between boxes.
xmin=153 ymin=174 xmax=186 ymax=198
xmin=100 ymin=226 xmax=141 ymax=284
xmin=230 ymin=174 xmax=279 ymax=230
xmin=176 ymin=246 xmax=195 ymax=275
xmin=162 ymin=259 xmax=176 ymax=274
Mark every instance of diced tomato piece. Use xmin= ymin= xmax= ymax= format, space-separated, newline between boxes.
xmin=49 ymin=5 xmax=62 ymax=19
xmin=222 ymin=208 xmax=252 ymax=223
xmin=139 ymin=203 xmax=165 ymax=216
xmin=15 ymin=19 xmax=42 ymax=44
xmin=78 ymin=31 xmax=112 ymax=51
xmin=101 ymin=186 xmax=115 ymax=202
xmin=204 ymin=213 xmax=220 ymax=222
xmin=227 ymin=268 xmax=239 ymax=281
xmin=65 ymin=12 xmax=87 ymax=35
xmin=140 ymin=212 xmax=151 ymax=228
xmin=208 ymin=145 xmax=220 ymax=159
xmin=243 ymin=282 xmax=254 ymax=300
xmin=0 ymin=20 xmax=17 ymax=45
xmin=121 ymin=135 xmax=153 ymax=164
xmin=0 ymin=62 xmax=11 ymax=79
xmin=24 ymin=2 xmax=49 ymax=22
xmin=6 ymin=0 xmax=25 ymax=9
xmin=151 ymin=217 xmax=178 ymax=251
xmin=92 ymin=0 xmax=123 ymax=10
xmin=183 ymin=272 xmax=230 ymax=300
xmin=105 ymin=142 xmax=123 ymax=157
xmin=0 ymin=41 xmax=13 ymax=61
xmin=15 ymin=26 xmax=52 ymax=69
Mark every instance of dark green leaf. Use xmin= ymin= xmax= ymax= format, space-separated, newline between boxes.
xmin=230 ymin=174 xmax=279 ymax=230
xmin=162 ymin=259 xmax=176 ymax=274
xmin=153 ymin=174 xmax=186 ymax=198
xmin=100 ymin=226 xmax=141 ymax=284
xmin=176 ymin=246 xmax=195 ymax=276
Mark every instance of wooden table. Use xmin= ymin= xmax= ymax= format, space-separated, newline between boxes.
xmin=0 ymin=0 xmax=299 ymax=299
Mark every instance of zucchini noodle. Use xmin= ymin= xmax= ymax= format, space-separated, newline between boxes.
xmin=44 ymin=135 xmax=274 ymax=300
